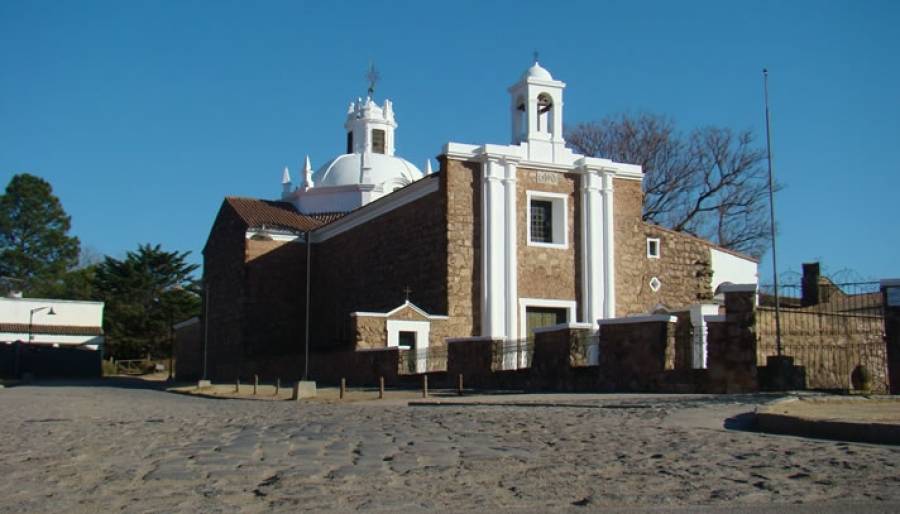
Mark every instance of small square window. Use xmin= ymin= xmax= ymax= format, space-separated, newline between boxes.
xmin=647 ymin=238 xmax=661 ymax=259
xmin=527 ymin=191 xmax=568 ymax=248
xmin=530 ymin=200 xmax=553 ymax=243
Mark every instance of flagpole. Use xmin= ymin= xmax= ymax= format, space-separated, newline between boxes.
xmin=763 ymin=68 xmax=783 ymax=357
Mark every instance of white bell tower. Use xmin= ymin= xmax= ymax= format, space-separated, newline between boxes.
xmin=508 ymin=58 xmax=568 ymax=163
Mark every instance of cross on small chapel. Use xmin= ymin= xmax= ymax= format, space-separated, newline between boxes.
xmin=533 ymin=50 xmax=539 ymax=64
xmin=403 ymin=285 xmax=412 ymax=302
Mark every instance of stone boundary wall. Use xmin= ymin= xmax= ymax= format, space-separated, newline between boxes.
xmin=706 ymin=287 xmax=758 ymax=393
xmin=756 ymin=307 xmax=888 ymax=392
xmin=596 ymin=316 xmax=677 ymax=391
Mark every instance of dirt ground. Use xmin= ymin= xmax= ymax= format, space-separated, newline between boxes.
xmin=1 ymin=380 xmax=899 ymax=513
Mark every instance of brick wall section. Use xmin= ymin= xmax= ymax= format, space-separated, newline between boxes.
xmin=706 ymin=289 xmax=758 ymax=393
xmin=203 ymin=201 xmax=250 ymax=380
xmin=517 ymin=167 xmax=579 ymax=302
xmin=243 ymin=238 xmax=307 ymax=357
xmin=442 ymin=157 xmax=482 ymax=338
xmin=596 ymin=319 xmax=676 ymax=391
xmin=310 ymin=183 xmax=447 ymax=350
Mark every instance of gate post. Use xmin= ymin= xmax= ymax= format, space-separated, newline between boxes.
xmin=881 ymin=279 xmax=900 ymax=394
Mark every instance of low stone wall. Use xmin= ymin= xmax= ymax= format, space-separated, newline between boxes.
xmin=705 ymin=286 xmax=758 ymax=393
xmin=446 ymin=337 xmax=496 ymax=388
xmin=596 ymin=315 xmax=676 ymax=391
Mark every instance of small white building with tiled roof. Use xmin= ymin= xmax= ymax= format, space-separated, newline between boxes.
xmin=0 ymin=296 xmax=104 ymax=350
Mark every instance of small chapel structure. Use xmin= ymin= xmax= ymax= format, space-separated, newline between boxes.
xmin=202 ymin=61 xmax=757 ymax=381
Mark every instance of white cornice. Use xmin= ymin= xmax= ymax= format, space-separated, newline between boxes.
xmin=443 ymin=141 xmax=643 ymax=180
xmin=598 ymin=314 xmax=678 ymax=325
xmin=311 ymin=176 xmax=439 ymax=242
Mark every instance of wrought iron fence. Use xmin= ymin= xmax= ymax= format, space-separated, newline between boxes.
xmin=757 ymin=281 xmax=887 ymax=392
xmin=758 ymin=282 xmax=883 ymax=316
xmin=398 ymin=345 xmax=448 ymax=375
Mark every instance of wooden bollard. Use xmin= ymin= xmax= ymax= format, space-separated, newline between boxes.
xmin=235 ymin=377 xmax=240 ymax=393
xmin=379 ymin=376 xmax=385 ymax=399
xmin=457 ymin=373 xmax=464 ymax=396
xmin=422 ymin=374 xmax=429 ymax=398
xmin=340 ymin=378 xmax=346 ymax=400
xmin=275 ymin=378 xmax=280 ymax=396
xmin=253 ymin=374 xmax=258 ymax=395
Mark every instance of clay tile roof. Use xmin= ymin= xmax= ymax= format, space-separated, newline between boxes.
xmin=0 ymin=323 xmax=103 ymax=336
xmin=225 ymin=197 xmax=345 ymax=232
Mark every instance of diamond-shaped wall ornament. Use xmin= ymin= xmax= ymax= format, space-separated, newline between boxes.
xmin=649 ymin=277 xmax=662 ymax=292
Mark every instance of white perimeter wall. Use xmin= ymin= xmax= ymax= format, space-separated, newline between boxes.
xmin=1 ymin=298 xmax=104 ymax=327
xmin=709 ymin=248 xmax=758 ymax=293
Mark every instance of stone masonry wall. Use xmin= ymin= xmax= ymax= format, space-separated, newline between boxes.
xmin=596 ymin=319 xmax=676 ymax=391
xmin=705 ymin=289 xmax=758 ymax=393
xmin=517 ymin=167 xmax=579 ymax=303
xmin=614 ymin=177 xmax=716 ymax=315
xmin=311 ymin=183 xmax=448 ymax=350
xmin=442 ymin=157 xmax=482 ymax=338
xmin=756 ymin=307 xmax=888 ymax=392
xmin=352 ymin=304 xmax=450 ymax=351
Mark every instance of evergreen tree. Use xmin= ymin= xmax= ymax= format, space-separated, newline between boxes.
xmin=94 ymin=244 xmax=200 ymax=359
xmin=0 ymin=173 xmax=80 ymax=293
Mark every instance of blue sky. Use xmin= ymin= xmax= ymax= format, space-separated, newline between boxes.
xmin=2 ymin=0 xmax=898 ymax=283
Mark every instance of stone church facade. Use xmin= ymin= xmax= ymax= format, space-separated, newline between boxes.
xmin=202 ymin=62 xmax=757 ymax=381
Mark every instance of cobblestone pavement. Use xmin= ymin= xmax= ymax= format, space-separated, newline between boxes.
xmin=1 ymin=382 xmax=899 ymax=513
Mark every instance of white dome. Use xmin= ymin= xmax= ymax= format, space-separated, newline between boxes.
xmin=313 ymin=153 xmax=423 ymax=190
xmin=523 ymin=62 xmax=553 ymax=81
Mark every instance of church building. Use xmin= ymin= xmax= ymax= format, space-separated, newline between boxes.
xmin=202 ymin=61 xmax=757 ymax=381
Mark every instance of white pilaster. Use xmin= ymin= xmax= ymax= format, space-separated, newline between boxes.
xmin=503 ymin=159 xmax=518 ymax=340
xmin=601 ymin=171 xmax=616 ymax=318
xmin=480 ymin=153 xmax=519 ymax=340
xmin=578 ymin=164 xmax=605 ymax=326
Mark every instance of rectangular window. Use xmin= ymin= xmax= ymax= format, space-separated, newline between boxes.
xmin=525 ymin=307 xmax=568 ymax=341
xmin=530 ymin=200 xmax=553 ymax=243
xmin=647 ymin=238 xmax=661 ymax=259
xmin=371 ymin=129 xmax=386 ymax=154
xmin=527 ymin=191 xmax=568 ymax=248
xmin=398 ymin=330 xmax=416 ymax=349
xmin=346 ymin=132 xmax=353 ymax=154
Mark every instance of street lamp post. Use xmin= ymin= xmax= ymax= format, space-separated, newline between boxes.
xmin=16 ymin=306 xmax=56 ymax=378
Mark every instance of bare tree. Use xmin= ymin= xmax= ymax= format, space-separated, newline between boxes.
xmin=567 ymin=113 xmax=771 ymax=258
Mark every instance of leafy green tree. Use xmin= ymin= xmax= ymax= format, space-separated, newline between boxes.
xmin=0 ymin=173 xmax=80 ymax=293
xmin=94 ymin=244 xmax=200 ymax=359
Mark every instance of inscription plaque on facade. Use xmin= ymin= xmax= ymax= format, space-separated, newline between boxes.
xmin=535 ymin=171 xmax=559 ymax=185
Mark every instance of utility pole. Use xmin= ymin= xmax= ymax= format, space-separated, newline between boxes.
xmin=763 ymin=68 xmax=783 ymax=357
